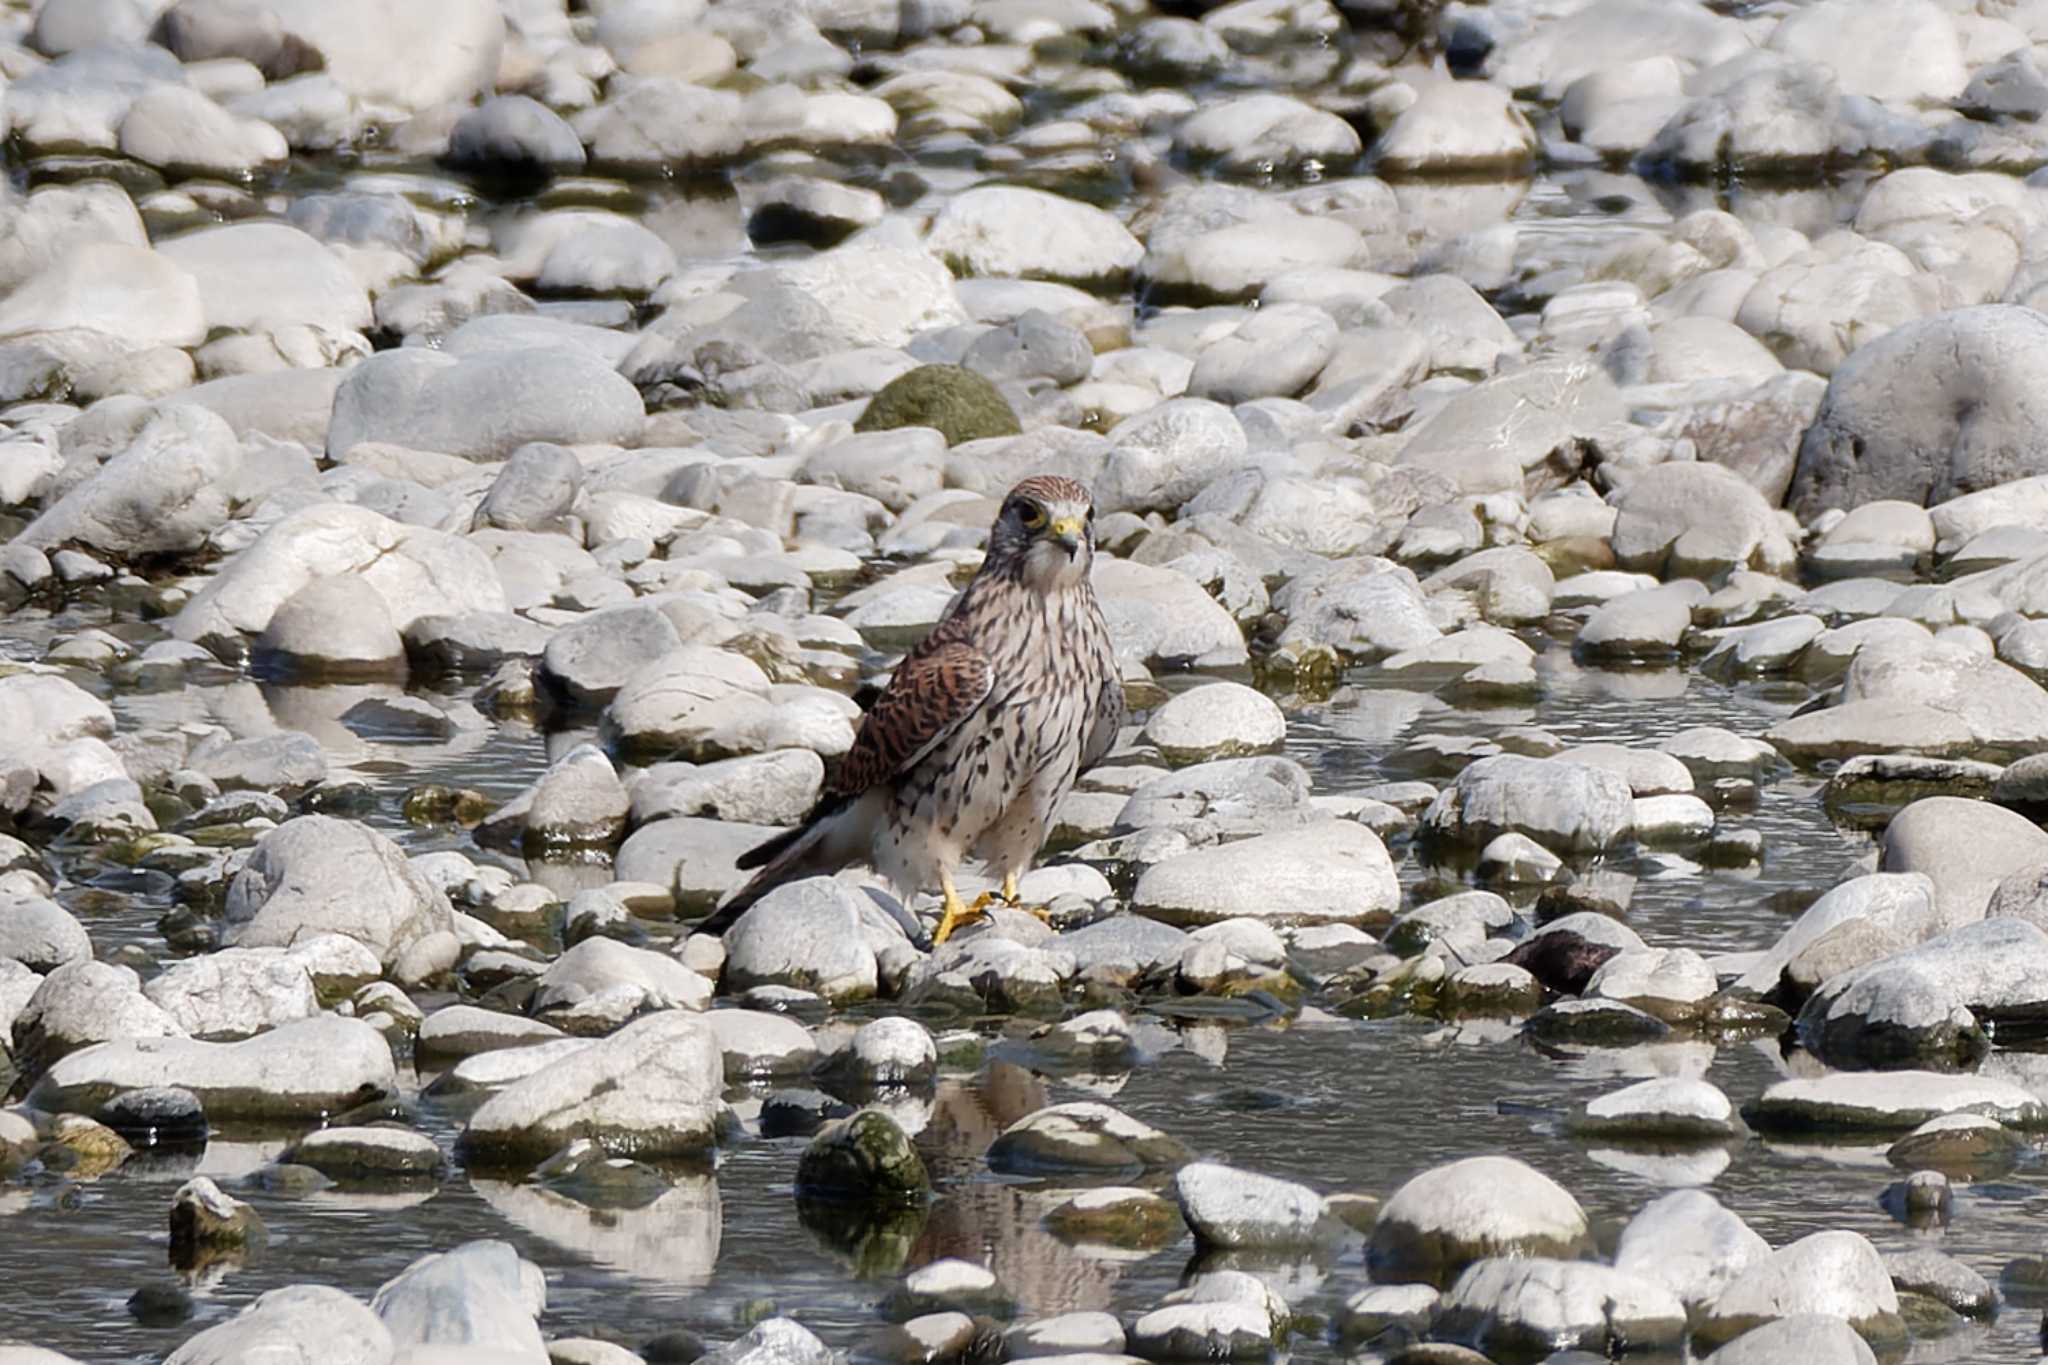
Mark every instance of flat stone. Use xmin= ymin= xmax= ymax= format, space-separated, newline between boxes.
xmin=987 ymin=1101 xmax=1189 ymax=1176
xmin=1744 ymin=1070 xmax=2048 ymax=1133
xmin=29 ymin=1015 xmax=396 ymax=1120
xmin=1131 ymin=823 xmax=1397 ymax=928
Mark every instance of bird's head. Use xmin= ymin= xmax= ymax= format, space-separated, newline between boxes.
xmin=989 ymin=474 xmax=1097 ymax=593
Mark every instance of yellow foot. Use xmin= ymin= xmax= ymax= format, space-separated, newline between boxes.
xmin=998 ymin=872 xmax=1050 ymax=923
xmin=932 ymin=889 xmax=993 ymax=945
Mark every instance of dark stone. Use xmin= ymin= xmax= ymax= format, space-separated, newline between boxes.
xmin=795 ymin=1110 xmax=930 ymax=1204
xmin=1523 ymin=998 xmax=1671 ymax=1047
xmin=641 ymin=1329 xmax=708 ymax=1364
xmin=127 ymin=1280 xmax=194 ymax=1326
xmin=99 ymin=1086 xmax=209 ymax=1149
xmin=761 ymin=1088 xmax=855 ymax=1140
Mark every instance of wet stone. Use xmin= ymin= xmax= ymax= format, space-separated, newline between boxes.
xmin=1613 ymin=1190 xmax=1771 ymax=1314
xmin=1568 ymin=1077 xmax=1744 ymax=1141
xmin=1885 ymin=1111 xmax=2027 ymax=1177
xmin=284 ymin=1125 xmax=444 ymax=1179
xmin=760 ymin=1087 xmax=855 ymax=1139
xmin=97 ymin=1086 xmax=208 ymax=1149
xmin=1883 ymin=1247 xmax=1997 ymax=1318
xmin=1368 ymin=1155 xmax=1591 ymax=1284
xmin=1433 ymin=1258 xmax=1686 ymax=1359
xmin=167 ymin=1176 xmax=266 ymax=1264
xmin=882 ymin=1259 xmax=1015 ymax=1322
xmin=795 ymin=1109 xmax=930 ymax=1205
xmin=1172 ymin=1160 xmax=1334 ymax=1250
xmin=1044 ymin=1186 xmax=1184 ymax=1248
xmin=1695 ymin=1231 xmax=1906 ymax=1355
xmin=987 ymin=1101 xmax=1190 ymax=1177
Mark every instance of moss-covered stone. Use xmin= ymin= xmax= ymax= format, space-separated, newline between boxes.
xmin=853 ymin=365 xmax=1020 ymax=446
xmin=168 ymin=1175 xmax=267 ymax=1269
xmin=1043 ymin=1186 xmax=1183 ymax=1248
xmin=403 ymin=784 xmax=491 ymax=826
xmin=796 ymin=1109 xmax=930 ymax=1204
xmin=44 ymin=1114 xmax=132 ymax=1178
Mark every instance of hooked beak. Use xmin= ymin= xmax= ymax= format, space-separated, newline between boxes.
xmin=1049 ymin=516 xmax=1085 ymax=555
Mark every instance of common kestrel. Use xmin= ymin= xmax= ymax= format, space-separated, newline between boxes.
xmin=696 ymin=474 xmax=1124 ymax=946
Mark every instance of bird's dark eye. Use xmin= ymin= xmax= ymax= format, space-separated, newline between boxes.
xmin=1019 ymin=502 xmax=1048 ymax=530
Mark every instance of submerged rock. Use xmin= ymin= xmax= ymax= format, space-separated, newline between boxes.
xmin=987 ymin=1101 xmax=1189 ymax=1176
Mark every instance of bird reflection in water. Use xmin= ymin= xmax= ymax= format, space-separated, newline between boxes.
xmin=919 ymin=1061 xmax=1142 ymax=1313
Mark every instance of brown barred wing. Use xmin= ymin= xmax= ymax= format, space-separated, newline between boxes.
xmin=1078 ymin=671 xmax=1124 ymax=773
xmin=827 ymin=639 xmax=995 ymax=797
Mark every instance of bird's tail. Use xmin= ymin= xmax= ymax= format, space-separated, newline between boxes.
xmin=691 ymin=794 xmax=857 ymax=938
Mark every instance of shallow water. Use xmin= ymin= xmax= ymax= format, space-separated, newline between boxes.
xmin=6 ymin=621 xmax=2044 ymax=1363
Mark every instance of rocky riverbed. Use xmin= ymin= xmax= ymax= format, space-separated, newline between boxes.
xmin=11 ymin=0 xmax=2048 ymax=1361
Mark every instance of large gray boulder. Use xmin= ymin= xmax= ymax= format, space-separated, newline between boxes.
xmin=257 ymin=575 xmax=407 ymax=679
xmin=371 ymin=1240 xmax=545 ymax=1363
xmin=1695 ymin=1230 xmax=1904 ymax=1354
xmin=143 ymin=948 xmax=320 ymax=1041
xmin=225 ymin=816 xmax=456 ymax=973
xmin=28 ymin=1015 xmax=396 ymax=1120
xmin=327 ymin=347 xmax=643 ymax=461
xmin=1269 ymin=559 xmax=1440 ymax=664
xmin=1709 ymin=1315 xmax=1878 ymax=1365
xmin=1172 ymin=1160 xmax=1333 ymax=1249
xmin=1790 ymin=305 xmax=2048 ymax=519
xmin=1131 ymin=823 xmax=1398 ymax=927
xmin=458 ymin=1010 xmax=723 ymax=1164
xmin=171 ymin=503 xmax=507 ymax=656
xmin=1422 ymin=755 xmax=1635 ymax=855
xmin=1609 ymin=461 xmax=1795 ymax=578
xmin=1093 ymin=558 xmax=1250 ymax=670
xmin=1612 ymin=1190 xmax=1772 ymax=1314
xmin=1796 ymin=917 xmax=2048 ymax=1068
xmin=528 ymin=937 xmax=712 ymax=1035
xmin=14 ymin=405 xmax=241 ymax=558
xmin=1094 ymin=399 xmax=1249 ymax=516
xmin=1733 ymin=872 xmax=1945 ymax=999
xmin=1765 ymin=635 xmax=2048 ymax=764
xmin=1367 ymin=1155 xmax=1590 ymax=1280
xmin=1743 ymin=1068 xmax=2048 ymax=1133
xmin=13 ymin=959 xmax=184 ymax=1069
xmin=158 ymin=222 xmax=370 ymax=337
xmin=164 ymin=1284 xmax=393 ymax=1365
xmin=263 ymin=0 xmax=503 ymax=114
xmin=722 ymin=878 xmax=880 ymax=1004
xmin=0 ymin=895 xmax=90 ymax=973
xmin=1878 ymin=795 xmax=2048 ymax=926
xmin=1433 ymin=1258 xmax=1685 ymax=1359
xmin=925 ymin=185 xmax=1142 ymax=289
xmin=1394 ymin=359 xmax=1623 ymax=495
